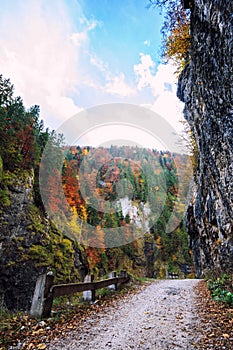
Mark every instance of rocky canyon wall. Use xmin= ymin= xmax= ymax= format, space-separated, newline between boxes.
xmin=0 ymin=167 xmax=88 ymax=311
xmin=178 ymin=0 xmax=233 ymax=276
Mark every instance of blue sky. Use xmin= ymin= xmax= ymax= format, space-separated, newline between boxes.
xmin=0 ymin=0 xmax=186 ymax=151
xmin=80 ymin=0 xmax=163 ymax=73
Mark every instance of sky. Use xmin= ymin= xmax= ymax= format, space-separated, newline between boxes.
xmin=0 ymin=0 xmax=187 ymax=151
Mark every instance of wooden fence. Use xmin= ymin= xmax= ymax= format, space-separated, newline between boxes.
xmin=30 ymin=271 xmax=129 ymax=319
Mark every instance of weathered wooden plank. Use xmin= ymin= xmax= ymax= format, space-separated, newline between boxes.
xmin=52 ymin=282 xmax=95 ymax=298
xmin=30 ymin=274 xmax=47 ymax=318
xmin=83 ymin=274 xmax=94 ymax=302
xmin=52 ymin=277 xmax=129 ymax=298
xmin=30 ymin=272 xmax=54 ymax=319
xmin=108 ymin=272 xmax=117 ymax=291
xmin=94 ymin=277 xmax=118 ymax=290
xmin=116 ymin=277 xmax=129 ymax=284
xmin=43 ymin=274 xmax=55 ymax=317
xmin=93 ymin=277 xmax=128 ymax=289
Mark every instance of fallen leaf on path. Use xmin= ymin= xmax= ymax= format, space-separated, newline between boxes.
xmin=36 ymin=344 xmax=47 ymax=350
xmin=195 ymin=281 xmax=233 ymax=349
xmin=222 ymin=333 xmax=230 ymax=339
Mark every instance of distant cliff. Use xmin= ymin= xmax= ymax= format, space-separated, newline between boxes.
xmin=178 ymin=0 xmax=233 ymax=276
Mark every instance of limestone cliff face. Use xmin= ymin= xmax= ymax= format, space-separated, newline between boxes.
xmin=0 ymin=169 xmax=88 ymax=311
xmin=0 ymin=170 xmax=43 ymax=310
xmin=178 ymin=0 xmax=233 ymax=276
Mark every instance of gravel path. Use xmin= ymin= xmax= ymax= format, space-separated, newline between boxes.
xmin=48 ymin=279 xmax=201 ymax=350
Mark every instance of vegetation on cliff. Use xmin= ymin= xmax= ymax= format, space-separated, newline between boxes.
xmin=0 ymin=75 xmax=88 ymax=310
xmin=148 ymin=0 xmax=191 ymax=70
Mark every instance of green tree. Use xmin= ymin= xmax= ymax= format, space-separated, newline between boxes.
xmin=0 ymin=75 xmax=52 ymax=172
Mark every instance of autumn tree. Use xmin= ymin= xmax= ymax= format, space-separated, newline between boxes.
xmin=148 ymin=0 xmax=191 ymax=70
xmin=85 ymin=225 xmax=105 ymax=272
xmin=62 ymin=145 xmax=193 ymax=275
xmin=0 ymin=75 xmax=53 ymax=172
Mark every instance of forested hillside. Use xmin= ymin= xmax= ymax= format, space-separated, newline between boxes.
xmin=0 ymin=75 xmax=193 ymax=311
xmin=59 ymin=144 xmax=193 ymax=277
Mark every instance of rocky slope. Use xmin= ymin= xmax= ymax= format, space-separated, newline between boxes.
xmin=0 ymin=167 xmax=88 ymax=311
xmin=178 ymin=0 xmax=233 ymax=276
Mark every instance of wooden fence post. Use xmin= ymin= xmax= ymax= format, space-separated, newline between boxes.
xmin=42 ymin=273 xmax=55 ymax=318
xmin=108 ymin=271 xmax=117 ymax=291
xmin=30 ymin=272 xmax=54 ymax=319
xmin=120 ymin=270 xmax=127 ymax=278
xmin=83 ymin=274 xmax=95 ymax=302
xmin=90 ymin=275 xmax=95 ymax=302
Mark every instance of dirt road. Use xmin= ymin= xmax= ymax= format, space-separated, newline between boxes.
xmin=48 ymin=279 xmax=200 ymax=350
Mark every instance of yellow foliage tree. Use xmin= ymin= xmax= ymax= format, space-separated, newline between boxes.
xmin=149 ymin=0 xmax=191 ymax=71
xmin=164 ymin=20 xmax=190 ymax=71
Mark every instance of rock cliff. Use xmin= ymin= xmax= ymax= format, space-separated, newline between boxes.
xmin=0 ymin=167 xmax=88 ymax=311
xmin=0 ymin=169 xmax=42 ymax=310
xmin=178 ymin=0 xmax=233 ymax=276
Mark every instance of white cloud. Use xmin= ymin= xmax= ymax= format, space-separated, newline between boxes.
xmin=77 ymin=124 xmax=165 ymax=150
xmin=134 ymin=53 xmax=185 ymax=134
xmin=150 ymin=90 xmax=184 ymax=133
xmin=89 ymin=54 xmax=136 ymax=98
xmin=70 ymin=17 xmax=101 ymax=47
xmin=143 ymin=40 xmax=151 ymax=47
xmin=79 ymin=16 xmax=101 ymax=31
xmin=69 ymin=31 xmax=87 ymax=46
xmin=0 ymin=0 xmax=86 ymax=128
xmin=0 ymin=1 xmax=185 ymax=143
xmin=0 ymin=0 xmax=136 ymax=127
xmin=134 ymin=53 xmax=179 ymax=97
xmin=134 ymin=53 xmax=156 ymax=92
xmin=105 ymin=73 xmax=136 ymax=97
xmin=90 ymin=55 xmax=108 ymax=73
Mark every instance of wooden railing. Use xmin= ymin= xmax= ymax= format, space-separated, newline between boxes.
xmin=30 ymin=271 xmax=129 ymax=319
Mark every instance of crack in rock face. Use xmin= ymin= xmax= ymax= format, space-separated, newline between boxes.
xmin=178 ymin=0 xmax=233 ymax=277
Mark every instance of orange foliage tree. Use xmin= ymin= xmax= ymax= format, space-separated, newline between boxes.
xmin=85 ymin=225 xmax=105 ymax=271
